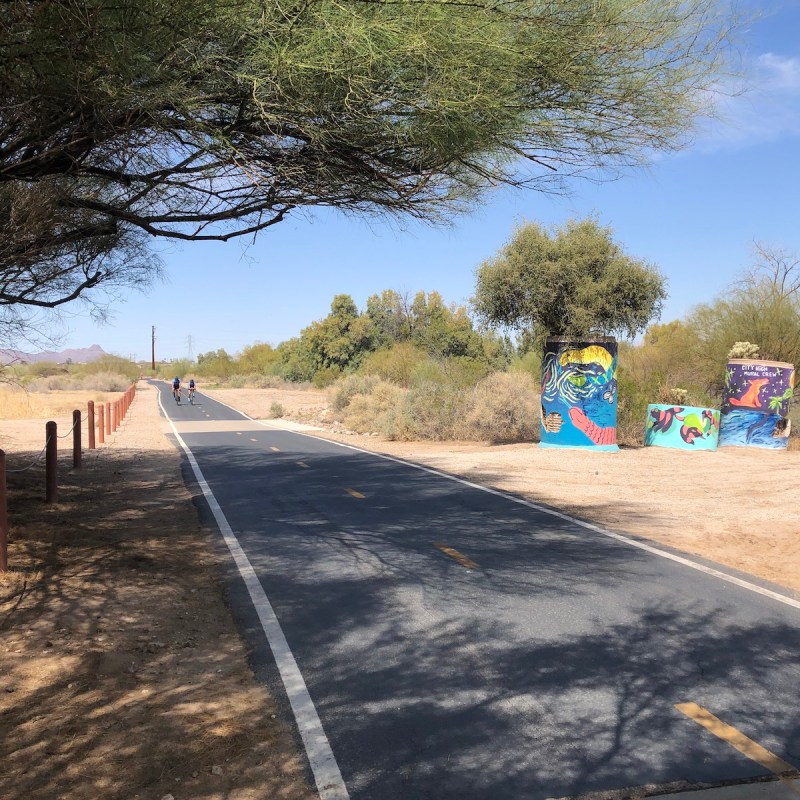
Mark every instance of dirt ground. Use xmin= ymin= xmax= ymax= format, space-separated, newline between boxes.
xmin=1 ymin=381 xmax=798 ymax=800
xmin=0 ymin=383 xmax=315 ymax=800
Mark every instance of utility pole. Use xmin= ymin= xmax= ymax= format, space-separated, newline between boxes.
xmin=151 ymin=326 xmax=156 ymax=371
xmin=186 ymin=334 xmax=194 ymax=361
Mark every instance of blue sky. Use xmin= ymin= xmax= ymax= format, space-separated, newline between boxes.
xmin=49 ymin=0 xmax=800 ymax=362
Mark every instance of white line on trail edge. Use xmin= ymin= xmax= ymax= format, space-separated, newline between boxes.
xmin=158 ymin=392 xmax=349 ymax=800
xmin=180 ymin=392 xmax=800 ymax=613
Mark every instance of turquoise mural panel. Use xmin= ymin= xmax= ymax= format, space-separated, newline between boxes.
xmin=539 ymin=337 xmax=619 ymax=451
xmin=718 ymin=409 xmax=791 ymax=450
xmin=644 ymin=405 xmax=720 ymax=451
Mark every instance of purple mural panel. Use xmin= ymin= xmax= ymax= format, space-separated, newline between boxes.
xmin=722 ymin=360 xmax=795 ymax=416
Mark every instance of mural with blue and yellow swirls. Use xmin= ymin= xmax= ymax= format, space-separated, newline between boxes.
xmin=539 ymin=338 xmax=619 ymax=451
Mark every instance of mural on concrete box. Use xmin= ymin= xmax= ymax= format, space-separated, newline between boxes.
xmin=539 ymin=338 xmax=619 ymax=451
xmin=722 ymin=360 xmax=795 ymax=416
xmin=719 ymin=360 xmax=795 ymax=450
xmin=718 ymin=409 xmax=791 ymax=449
xmin=644 ymin=405 xmax=720 ymax=450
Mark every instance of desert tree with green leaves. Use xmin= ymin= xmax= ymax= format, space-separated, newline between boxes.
xmin=0 ymin=0 xmax=735 ymax=328
xmin=688 ymin=242 xmax=800 ymax=385
xmin=473 ymin=218 xmax=667 ymax=345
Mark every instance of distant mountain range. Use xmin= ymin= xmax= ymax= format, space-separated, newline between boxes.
xmin=0 ymin=344 xmax=108 ymax=365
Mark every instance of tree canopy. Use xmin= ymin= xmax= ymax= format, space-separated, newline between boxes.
xmin=0 ymin=0 xmax=734 ymax=321
xmin=473 ymin=218 xmax=667 ymax=342
xmin=688 ymin=242 xmax=800 ymax=379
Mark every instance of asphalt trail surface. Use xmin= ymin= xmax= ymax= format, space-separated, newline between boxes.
xmin=159 ymin=383 xmax=800 ymax=800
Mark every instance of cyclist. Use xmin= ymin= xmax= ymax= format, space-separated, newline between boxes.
xmin=172 ymin=376 xmax=181 ymax=404
xmin=187 ymin=378 xmax=196 ymax=404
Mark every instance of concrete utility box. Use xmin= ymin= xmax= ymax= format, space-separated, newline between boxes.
xmin=539 ymin=337 xmax=619 ymax=451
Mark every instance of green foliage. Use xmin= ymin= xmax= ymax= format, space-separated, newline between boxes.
xmin=361 ymin=343 xmax=428 ymax=388
xmin=330 ymin=374 xmax=382 ymax=413
xmin=0 ymin=0 xmax=735 ymax=345
xmin=74 ymin=355 xmax=140 ymax=382
xmin=161 ymin=359 xmax=195 ymax=381
xmin=312 ymin=367 xmax=342 ymax=389
xmin=196 ymin=349 xmax=236 ymax=379
xmin=473 ymin=218 xmax=667 ymax=342
xmin=238 ymin=343 xmax=281 ymax=375
xmin=276 ymin=338 xmax=316 ymax=383
xmin=688 ymin=243 xmax=800 ymax=390
xmin=300 ymin=295 xmax=380 ymax=375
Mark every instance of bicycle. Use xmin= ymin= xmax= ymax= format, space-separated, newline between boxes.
xmin=173 ymin=385 xmax=181 ymax=405
xmin=187 ymin=386 xmax=195 ymax=405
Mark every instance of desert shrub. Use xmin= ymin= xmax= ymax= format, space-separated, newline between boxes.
xmin=402 ymin=381 xmax=469 ymax=440
xmin=463 ymin=371 xmax=538 ymax=443
xmin=656 ymin=386 xmax=690 ymax=405
xmin=362 ymin=343 xmax=428 ymax=387
xmin=225 ymin=374 xmax=248 ymax=388
xmin=312 ymin=366 xmax=342 ymax=389
xmin=79 ymin=372 xmax=131 ymax=392
xmin=727 ymin=341 xmax=760 ymax=360
xmin=508 ymin=349 xmax=542 ymax=381
xmin=268 ymin=402 xmax=285 ymax=419
xmin=329 ymin=373 xmax=381 ymax=412
xmin=251 ymin=374 xmax=293 ymax=389
xmin=75 ymin=356 xmax=139 ymax=382
xmin=342 ymin=381 xmax=408 ymax=435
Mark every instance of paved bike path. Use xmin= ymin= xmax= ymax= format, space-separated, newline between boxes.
xmin=158 ymin=384 xmax=800 ymax=800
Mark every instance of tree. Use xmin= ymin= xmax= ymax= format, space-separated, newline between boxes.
xmin=688 ymin=242 xmax=800 ymax=380
xmin=0 ymin=0 xmax=733 ymax=320
xmin=238 ymin=343 xmax=280 ymax=375
xmin=473 ymin=218 xmax=667 ymax=344
xmin=297 ymin=294 xmax=380 ymax=377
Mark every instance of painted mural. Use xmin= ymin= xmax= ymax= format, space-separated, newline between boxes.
xmin=722 ymin=360 xmax=795 ymax=416
xmin=539 ymin=337 xmax=619 ymax=451
xmin=719 ymin=359 xmax=795 ymax=450
xmin=644 ymin=405 xmax=720 ymax=451
xmin=718 ymin=409 xmax=792 ymax=450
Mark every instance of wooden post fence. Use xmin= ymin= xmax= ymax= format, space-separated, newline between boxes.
xmin=45 ymin=421 xmax=57 ymax=504
xmin=87 ymin=401 xmax=96 ymax=450
xmin=72 ymin=409 xmax=81 ymax=469
xmin=0 ymin=450 xmax=7 ymax=572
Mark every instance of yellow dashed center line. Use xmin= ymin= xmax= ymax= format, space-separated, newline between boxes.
xmin=270 ymin=446 xmax=280 ymax=452
xmin=676 ymin=702 xmax=798 ymax=778
xmin=235 ymin=432 xmax=242 ymax=436
xmin=433 ymin=542 xmax=479 ymax=570
xmin=344 ymin=488 xmax=365 ymax=499
xmin=250 ymin=438 xmax=258 ymax=442
xmin=296 ymin=461 xmax=310 ymax=469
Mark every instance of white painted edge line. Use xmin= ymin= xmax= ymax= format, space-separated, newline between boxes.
xmin=171 ymin=388 xmax=800 ymax=612
xmin=157 ymin=390 xmax=349 ymax=800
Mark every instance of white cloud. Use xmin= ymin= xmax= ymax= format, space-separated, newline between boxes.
xmin=690 ymin=52 xmax=800 ymax=151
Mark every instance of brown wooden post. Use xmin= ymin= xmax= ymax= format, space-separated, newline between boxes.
xmin=87 ymin=401 xmax=96 ymax=449
xmin=72 ymin=409 xmax=81 ymax=469
xmin=0 ymin=450 xmax=7 ymax=572
xmin=105 ymin=402 xmax=111 ymax=436
xmin=98 ymin=404 xmax=105 ymax=444
xmin=45 ymin=421 xmax=58 ymax=503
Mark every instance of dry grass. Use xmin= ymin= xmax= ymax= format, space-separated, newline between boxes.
xmin=0 ymin=386 xmax=120 ymax=420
